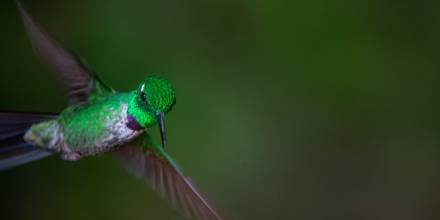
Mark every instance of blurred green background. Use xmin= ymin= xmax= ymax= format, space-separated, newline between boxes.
xmin=1 ymin=0 xmax=440 ymax=219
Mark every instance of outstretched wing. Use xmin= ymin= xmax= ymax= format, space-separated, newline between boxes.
xmin=17 ymin=1 xmax=114 ymax=105
xmin=114 ymin=134 xmax=223 ymax=220
xmin=0 ymin=112 xmax=56 ymax=171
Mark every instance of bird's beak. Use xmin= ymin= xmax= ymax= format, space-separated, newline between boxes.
xmin=156 ymin=112 xmax=167 ymax=150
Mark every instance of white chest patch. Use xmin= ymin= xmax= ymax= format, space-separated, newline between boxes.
xmin=76 ymin=104 xmax=143 ymax=156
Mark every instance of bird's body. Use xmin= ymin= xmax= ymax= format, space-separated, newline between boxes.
xmin=0 ymin=2 xmax=223 ymax=220
xmin=25 ymin=92 xmax=143 ymax=160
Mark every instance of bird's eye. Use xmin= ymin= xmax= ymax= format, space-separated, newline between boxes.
xmin=140 ymin=84 xmax=147 ymax=102
xmin=141 ymin=92 xmax=146 ymax=102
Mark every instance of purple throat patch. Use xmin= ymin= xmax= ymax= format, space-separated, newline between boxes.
xmin=126 ymin=115 xmax=142 ymax=131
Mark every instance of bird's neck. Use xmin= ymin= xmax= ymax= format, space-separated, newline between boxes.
xmin=126 ymin=91 xmax=155 ymax=130
xmin=126 ymin=114 xmax=143 ymax=131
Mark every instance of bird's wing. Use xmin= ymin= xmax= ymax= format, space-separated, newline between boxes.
xmin=0 ymin=112 xmax=56 ymax=171
xmin=17 ymin=1 xmax=114 ymax=105
xmin=114 ymin=133 xmax=223 ymax=220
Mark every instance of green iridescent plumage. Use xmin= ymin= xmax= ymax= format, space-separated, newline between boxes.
xmin=59 ymin=92 xmax=134 ymax=150
xmin=128 ymin=76 xmax=176 ymax=128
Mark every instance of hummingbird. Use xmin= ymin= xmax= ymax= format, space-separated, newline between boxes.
xmin=0 ymin=2 xmax=222 ymax=220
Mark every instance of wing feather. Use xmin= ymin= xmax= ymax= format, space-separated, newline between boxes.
xmin=114 ymin=140 xmax=222 ymax=220
xmin=0 ymin=112 xmax=56 ymax=170
xmin=17 ymin=1 xmax=114 ymax=105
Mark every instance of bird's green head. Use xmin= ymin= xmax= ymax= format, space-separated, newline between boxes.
xmin=128 ymin=76 xmax=176 ymax=129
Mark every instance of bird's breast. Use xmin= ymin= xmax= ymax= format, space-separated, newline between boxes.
xmin=65 ymin=103 xmax=143 ymax=156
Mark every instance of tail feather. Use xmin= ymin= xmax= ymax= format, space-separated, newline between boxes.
xmin=0 ymin=112 xmax=55 ymax=125
xmin=0 ymin=125 xmax=31 ymax=141
xmin=0 ymin=112 xmax=57 ymax=171
xmin=0 ymin=147 xmax=53 ymax=171
xmin=0 ymin=143 xmax=30 ymax=153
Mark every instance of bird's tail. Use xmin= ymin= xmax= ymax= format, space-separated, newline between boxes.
xmin=0 ymin=112 xmax=57 ymax=171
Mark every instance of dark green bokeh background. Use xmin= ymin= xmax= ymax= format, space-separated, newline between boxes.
xmin=1 ymin=0 xmax=440 ymax=219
